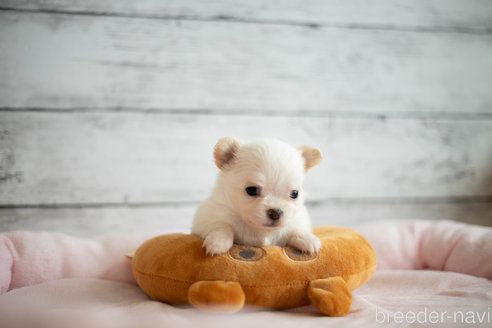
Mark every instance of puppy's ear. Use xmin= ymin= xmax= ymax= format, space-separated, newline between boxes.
xmin=214 ymin=136 xmax=240 ymax=170
xmin=298 ymin=146 xmax=322 ymax=171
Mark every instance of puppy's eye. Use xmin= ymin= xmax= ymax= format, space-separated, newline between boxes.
xmin=290 ymin=190 xmax=299 ymax=199
xmin=245 ymin=186 xmax=260 ymax=197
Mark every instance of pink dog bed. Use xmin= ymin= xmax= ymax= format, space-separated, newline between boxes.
xmin=1 ymin=220 xmax=491 ymax=328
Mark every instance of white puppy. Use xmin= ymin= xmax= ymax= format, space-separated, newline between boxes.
xmin=192 ymin=137 xmax=322 ymax=256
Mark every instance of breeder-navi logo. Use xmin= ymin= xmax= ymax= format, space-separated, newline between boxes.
xmin=375 ymin=307 xmax=491 ymax=325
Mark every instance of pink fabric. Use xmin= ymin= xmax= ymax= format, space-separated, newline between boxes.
xmin=1 ymin=272 xmax=491 ymax=328
xmin=357 ymin=220 xmax=492 ymax=279
xmin=0 ymin=220 xmax=491 ymax=295
xmin=0 ymin=231 xmax=159 ymax=293
xmin=0 ymin=220 xmax=491 ymax=327
xmin=0 ymin=235 xmax=14 ymax=294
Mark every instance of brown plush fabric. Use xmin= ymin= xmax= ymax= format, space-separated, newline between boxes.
xmin=188 ymin=281 xmax=245 ymax=313
xmin=132 ymin=226 xmax=377 ymax=316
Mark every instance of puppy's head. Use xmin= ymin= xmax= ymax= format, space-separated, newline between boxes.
xmin=214 ymin=137 xmax=321 ymax=230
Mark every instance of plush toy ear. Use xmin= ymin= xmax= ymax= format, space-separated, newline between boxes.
xmin=298 ymin=145 xmax=322 ymax=171
xmin=214 ymin=136 xmax=241 ymax=170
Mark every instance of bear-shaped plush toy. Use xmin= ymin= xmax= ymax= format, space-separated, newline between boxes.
xmin=131 ymin=226 xmax=377 ymax=316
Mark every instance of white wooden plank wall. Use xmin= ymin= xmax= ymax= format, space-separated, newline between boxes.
xmin=0 ymin=0 xmax=491 ymax=236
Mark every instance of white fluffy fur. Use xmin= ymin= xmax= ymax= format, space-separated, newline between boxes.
xmin=192 ymin=137 xmax=321 ymax=255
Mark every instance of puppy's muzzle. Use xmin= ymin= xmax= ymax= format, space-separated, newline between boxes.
xmin=267 ymin=209 xmax=283 ymax=221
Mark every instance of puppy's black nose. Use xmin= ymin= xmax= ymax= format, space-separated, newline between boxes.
xmin=267 ymin=209 xmax=283 ymax=221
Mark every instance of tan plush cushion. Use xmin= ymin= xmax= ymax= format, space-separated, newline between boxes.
xmin=132 ymin=226 xmax=377 ymax=316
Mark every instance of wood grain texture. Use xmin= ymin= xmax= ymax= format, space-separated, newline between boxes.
xmin=0 ymin=205 xmax=196 ymax=236
xmin=2 ymin=0 xmax=492 ymax=30
xmin=1 ymin=111 xmax=491 ymax=205
xmin=1 ymin=2 xmax=492 ymax=233
xmin=1 ymin=201 xmax=490 ymax=237
xmin=1 ymin=11 xmax=491 ymax=114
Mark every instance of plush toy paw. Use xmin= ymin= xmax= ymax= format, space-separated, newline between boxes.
xmin=188 ymin=281 xmax=245 ymax=313
xmin=308 ymin=277 xmax=352 ymax=316
xmin=288 ymin=232 xmax=321 ymax=254
xmin=202 ymin=233 xmax=233 ymax=256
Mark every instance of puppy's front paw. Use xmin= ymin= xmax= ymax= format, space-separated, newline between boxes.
xmin=202 ymin=234 xmax=234 ymax=256
xmin=289 ymin=233 xmax=321 ymax=254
